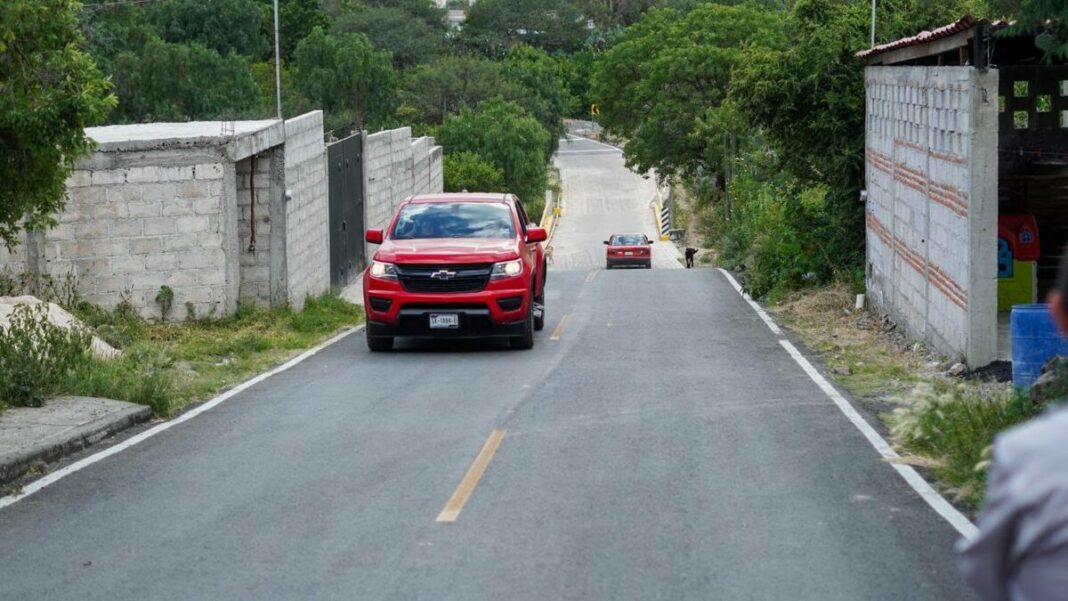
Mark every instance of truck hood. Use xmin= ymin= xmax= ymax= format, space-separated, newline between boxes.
xmin=375 ymin=237 xmax=520 ymax=264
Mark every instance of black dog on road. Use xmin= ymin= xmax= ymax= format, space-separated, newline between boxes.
xmin=685 ymin=248 xmax=697 ymax=268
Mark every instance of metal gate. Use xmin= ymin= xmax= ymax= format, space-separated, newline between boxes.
xmin=327 ymin=133 xmax=365 ymax=287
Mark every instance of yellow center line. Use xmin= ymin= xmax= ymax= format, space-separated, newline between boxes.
xmin=436 ymin=429 xmax=506 ymax=523
xmin=585 ymin=270 xmax=598 ymax=283
xmin=550 ymin=314 xmax=570 ymax=341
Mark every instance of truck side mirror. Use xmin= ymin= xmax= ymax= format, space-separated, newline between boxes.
xmin=526 ymin=227 xmax=548 ymax=243
xmin=365 ymin=228 xmax=383 ymax=244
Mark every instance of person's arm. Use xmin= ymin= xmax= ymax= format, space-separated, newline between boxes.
xmin=957 ymin=442 xmax=1019 ymax=601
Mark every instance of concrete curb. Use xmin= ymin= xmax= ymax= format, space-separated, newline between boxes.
xmin=0 ymin=397 xmax=152 ymax=486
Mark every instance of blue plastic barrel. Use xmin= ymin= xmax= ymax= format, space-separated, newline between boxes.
xmin=1011 ymin=303 xmax=1068 ymax=388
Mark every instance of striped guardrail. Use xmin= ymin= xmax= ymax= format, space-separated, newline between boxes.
xmin=652 ymin=185 xmax=671 ymax=241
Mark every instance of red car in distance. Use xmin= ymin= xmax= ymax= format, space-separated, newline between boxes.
xmin=363 ymin=193 xmax=548 ymax=352
xmin=604 ymin=233 xmax=653 ymax=269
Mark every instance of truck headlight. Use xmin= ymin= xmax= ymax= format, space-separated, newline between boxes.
xmin=491 ymin=259 xmax=523 ymax=279
xmin=369 ymin=261 xmax=397 ymax=280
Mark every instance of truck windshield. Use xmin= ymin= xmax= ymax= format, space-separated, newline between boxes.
xmin=392 ymin=202 xmax=515 ymax=239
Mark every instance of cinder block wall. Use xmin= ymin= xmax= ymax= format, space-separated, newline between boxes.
xmin=864 ymin=66 xmax=998 ymax=365
xmin=429 ymin=146 xmax=443 ymax=193
xmin=363 ymin=127 xmax=444 ymax=232
xmin=236 ymin=154 xmax=274 ymax=305
xmin=283 ymin=112 xmax=330 ymax=309
xmin=26 ymin=153 xmax=231 ymax=320
xmin=0 ymin=242 xmax=27 ymax=278
xmin=411 ymin=137 xmax=431 ymax=196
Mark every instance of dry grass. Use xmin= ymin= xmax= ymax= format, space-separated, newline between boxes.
xmin=773 ymin=284 xmax=933 ymax=400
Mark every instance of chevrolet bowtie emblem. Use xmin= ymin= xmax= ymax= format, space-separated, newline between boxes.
xmin=429 ymin=270 xmax=457 ymax=280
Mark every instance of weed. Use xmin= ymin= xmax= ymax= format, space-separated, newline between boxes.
xmin=0 ymin=304 xmax=91 ymax=407
xmin=155 ymin=286 xmax=175 ymax=323
xmin=290 ymin=295 xmax=364 ymax=334
xmin=889 ymin=382 xmax=1037 ymax=507
xmin=61 ymin=344 xmax=176 ymax=416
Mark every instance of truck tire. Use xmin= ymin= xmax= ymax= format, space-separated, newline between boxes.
xmin=534 ymin=279 xmax=546 ymax=332
xmin=367 ymin=335 xmax=393 ymax=352
xmin=510 ymin=298 xmax=535 ymax=350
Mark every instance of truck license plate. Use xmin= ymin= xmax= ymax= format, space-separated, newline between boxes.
xmin=429 ymin=313 xmax=459 ymax=329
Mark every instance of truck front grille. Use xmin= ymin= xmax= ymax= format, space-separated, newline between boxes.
xmin=395 ymin=264 xmax=492 ymax=293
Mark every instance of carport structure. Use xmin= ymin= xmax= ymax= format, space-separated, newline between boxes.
xmin=858 ymin=16 xmax=1068 ymax=366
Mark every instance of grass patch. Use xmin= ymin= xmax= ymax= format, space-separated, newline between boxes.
xmin=774 ymin=284 xmax=926 ymax=400
xmin=889 ymin=382 xmax=1037 ymax=507
xmin=772 ymin=283 xmax=1039 ymax=512
xmin=58 ymin=293 xmax=364 ymax=417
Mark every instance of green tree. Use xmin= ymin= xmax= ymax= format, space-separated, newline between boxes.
xmin=730 ymin=0 xmax=974 ymax=198
xmin=558 ymin=49 xmax=597 ymax=117
xmin=0 ymin=0 xmax=115 ymax=248
xmin=581 ymin=0 xmax=657 ymax=27
xmin=294 ymin=27 xmax=397 ymax=130
xmin=462 ymin=0 xmax=588 ymax=57
xmin=591 ymin=4 xmax=785 ymax=179
xmin=502 ymin=45 xmax=572 ymax=155
xmin=400 ymin=55 xmax=505 ymax=124
xmin=331 ymin=4 xmax=448 ymax=68
xmin=439 ymin=99 xmax=550 ymax=207
xmin=444 ymin=151 xmax=507 ymax=193
xmin=109 ymin=39 xmax=263 ymax=122
xmin=79 ymin=1 xmax=160 ymax=72
xmin=989 ymin=0 xmax=1068 ymax=60
xmin=146 ymin=0 xmax=269 ymax=58
xmin=254 ymin=0 xmax=329 ymax=61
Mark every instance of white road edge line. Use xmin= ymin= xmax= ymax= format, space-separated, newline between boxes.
xmin=0 ymin=325 xmax=365 ymax=511
xmin=779 ymin=340 xmax=978 ymax=540
xmin=715 ymin=267 xmax=977 ymax=539
xmin=716 ymin=269 xmax=782 ymax=335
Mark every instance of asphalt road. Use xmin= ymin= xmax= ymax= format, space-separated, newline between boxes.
xmin=0 ymin=141 xmax=974 ymax=600
xmin=552 ymin=135 xmax=682 ymax=270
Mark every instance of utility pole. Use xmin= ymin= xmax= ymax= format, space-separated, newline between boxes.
xmin=273 ymin=0 xmax=282 ymax=119
xmin=870 ymin=0 xmax=876 ymax=47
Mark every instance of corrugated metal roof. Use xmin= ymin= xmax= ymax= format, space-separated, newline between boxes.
xmin=856 ymin=15 xmax=979 ymax=60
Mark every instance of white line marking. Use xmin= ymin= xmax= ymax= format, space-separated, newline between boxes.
xmin=716 ymin=269 xmax=783 ymax=335
xmin=779 ymin=339 xmax=978 ymax=540
xmin=0 ymin=326 xmax=364 ymax=511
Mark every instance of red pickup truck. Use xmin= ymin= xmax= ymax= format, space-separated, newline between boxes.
xmin=362 ymin=193 xmax=548 ymax=352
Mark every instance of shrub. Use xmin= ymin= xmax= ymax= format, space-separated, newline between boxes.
xmin=0 ymin=303 xmax=91 ymax=407
xmin=702 ymin=155 xmax=862 ymax=301
xmin=443 ymin=151 xmax=506 ymax=193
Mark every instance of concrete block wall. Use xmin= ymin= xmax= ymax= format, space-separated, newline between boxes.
xmin=0 ymin=242 xmax=27 ymax=278
xmin=864 ymin=66 xmax=998 ymax=365
xmin=236 ymin=154 xmax=275 ymax=305
xmin=411 ymin=137 xmax=431 ymax=196
xmin=429 ymin=146 xmax=444 ymax=193
xmin=28 ymin=153 xmax=230 ymax=320
xmin=283 ymin=112 xmax=330 ymax=310
xmin=363 ymin=127 xmax=444 ymax=232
